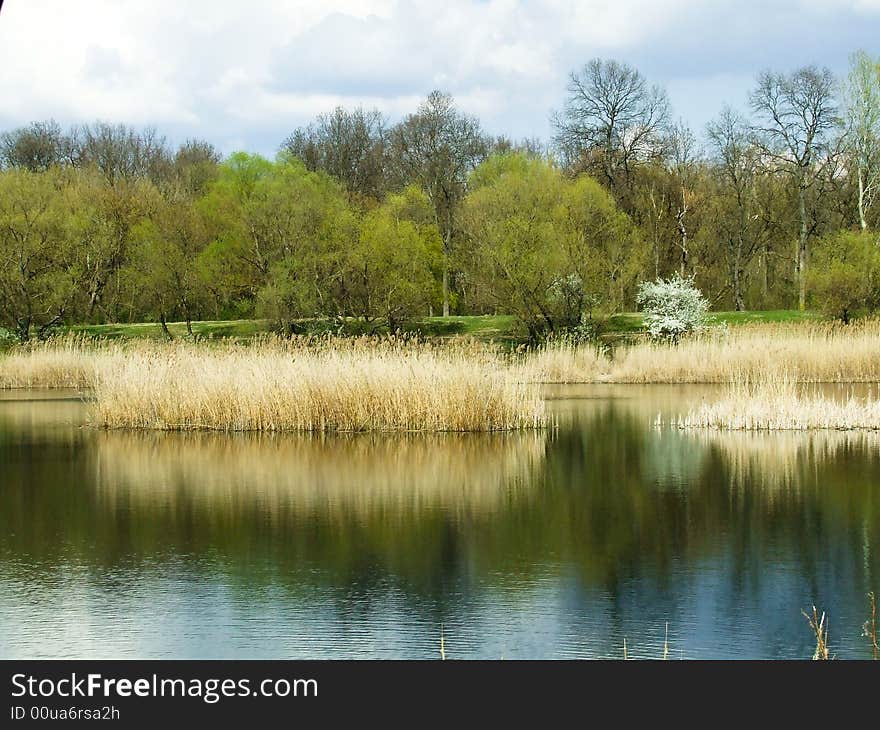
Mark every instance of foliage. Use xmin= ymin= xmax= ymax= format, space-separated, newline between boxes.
xmin=636 ymin=274 xmax=708 ymax=340
xmin=808 ymin=230 xmax=880 ymax=322
xmin=0 ymin=168 xmax=79 ymax=341
xmin=463 ymin=154 xmax=641 ymax=340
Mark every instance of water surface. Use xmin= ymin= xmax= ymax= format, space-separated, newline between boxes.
xmin=0 ymin=386 xmax=877 ymax=659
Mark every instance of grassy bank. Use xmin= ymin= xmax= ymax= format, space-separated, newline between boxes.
xmin=61 ymin=309 xmax=821 ymax=344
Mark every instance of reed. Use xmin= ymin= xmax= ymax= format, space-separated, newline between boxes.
xmin=0 ymin=335 xmax=104 ymax=389
xmin=605 ymin=319 xmax=880 ymax=384
xmin=90 ymin=338 xmax=547 ymax=433
xmin=679 ymin=375 xmax=880 ymax=431
xmin=6 ymin=320 xmax=880 ymax=391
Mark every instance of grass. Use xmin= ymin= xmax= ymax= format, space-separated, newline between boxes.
xmin=90 ymin=337 xmax=547 ymax=433
xmin=60 ymin=310 xmax=820 ymax=345
xmin=70 ymin=318 xmax=274 ymax=341
xmin=7 ymin=318 xmax=880 ymax=391
xmin=678 ymin=375 xmax=880 ymax=431
xmin=605 ymin=319 xmax=880 ymax=384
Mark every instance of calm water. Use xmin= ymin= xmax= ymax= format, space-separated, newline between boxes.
xmin=0 ymin=386 xmax=877 ymax=659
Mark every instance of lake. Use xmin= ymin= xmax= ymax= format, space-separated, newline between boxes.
xmin=0 ymin=386 xmax=877 ymax=659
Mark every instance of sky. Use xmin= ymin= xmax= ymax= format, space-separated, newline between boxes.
xmin=1 ymin=0 xmax=879 ymax=156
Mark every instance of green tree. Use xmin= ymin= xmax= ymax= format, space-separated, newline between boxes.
xmin=0 ymin=168 xmax=78 ymax=341
xmin=808 ymin=230 xmax=880 ymax=322
xmin=463 ymin=154 xmax=640 ymax=339
xmin=200 ymin=153 xmax=355 ymax=328
xmin=842 ymin=51 xmax=880 ymax=230
xmin=390 ymin=91 xmax=487 ymax=317
xmin=124 ymin=194 xmax=211 ymax=338
xmin=344 ymin=186 xmax=441 ymax=330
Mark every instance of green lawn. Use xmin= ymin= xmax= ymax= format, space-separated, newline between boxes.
xmin=71 ymin=319 xmax=273 ymax=341
xmin=63 ymin=310 xmax=824 ymax=344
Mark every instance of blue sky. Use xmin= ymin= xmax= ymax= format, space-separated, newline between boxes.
xmin=1 ymin=0 xmax=879 ymax=155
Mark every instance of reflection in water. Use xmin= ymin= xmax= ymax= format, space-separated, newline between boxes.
xmin=93 ymin=430 xmax=547 ymax=518
xmin=0 ymin=391 xmax=877 ymax=659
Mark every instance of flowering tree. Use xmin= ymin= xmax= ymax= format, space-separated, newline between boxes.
xmin=636 ymin=274 xmax=708 ymax=341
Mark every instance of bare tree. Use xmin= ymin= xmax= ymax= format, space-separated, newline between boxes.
xmin=552 ymin=58 xmax=670 ymax=189
xmin=842 ymin=50 xmax=880 ymax=230
xmin=390 ymin=91 xmax=487 ymax=316
xmin=707 ymin=107 xmax=765 ymax=310
xmin=69 ymin=122 xmax=171 ymax=186
xmin=0 ymin=120 xmax=71 ymax=172
xmin=750 ymin=66 xmax=839 ymax=311
xmin=666 ymin=121 xmax=702 ymax=276
xmin=281 ymin=107 xmax=388 ymax=201
xmin=172 ymin=139 xmax=221 ymax=195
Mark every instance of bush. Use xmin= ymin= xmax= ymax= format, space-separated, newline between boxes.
xmin=808 ymin=231 xmax=880 ymax=323
xmin=636 ymin=274 xmax=708 ymax=341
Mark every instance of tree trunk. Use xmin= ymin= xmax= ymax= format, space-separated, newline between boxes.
xmin=16 ymin=318 xmax=30 ymax=344
xmin=761 ymin=242 xmax=769 ymax=303
xmin=733 ymin=236 xmax=745 ymax=312
xmin=858 ymin=166 xmax=868 ymax=231
xmin=159 ymin=311 xmax=173 ymax=341
xmin=442 ymin=217 xmax=452 ymax=317
xmin=441 ymin=265 xmax=450 ymax=317
xmin=797 ymin=182 xmax=808 ymax=312
xmin=677 ymin=188 xmax=688 ymax=276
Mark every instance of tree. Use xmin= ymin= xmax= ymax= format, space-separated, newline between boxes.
xmin=73 ymin=170 xmax=159 ymax=321
xmin=125 ymin=194 xmax=211 ymax=337
xmin=202 ymin=153 xmax=356 ymax=330
xmin=666 ymin=121 xmax=703 ymax=276
xmin=0 ymin=120 xmax=70 ymax=172
xmin=750 ymin=66 xmax=840 ymax=311
xmin=463 ymin=154 xmax=641 ymax=339
xmin=69 ymin=122 xmax=172 ymax=185
xmin=390 ymin=91 xmax=487 ymax=317
xmin=552 ymin=59 xmax=670 ymax=194
xmin=171 ymin=139 xmax=221 ymax=196
xmin=842 ymin=51 xmax=880 ymax=231
xmin=344 ymin=187 xmax=441 ymax=330
xmin=0 ymin=169 xmax=78 ymax=341
xmin=707 ymin=107 xmax=763 ymax=310
xmin=281 ymin=107 xmax=388 ymax=202
xmin=808 ymin=230 xmax=880 ymax=323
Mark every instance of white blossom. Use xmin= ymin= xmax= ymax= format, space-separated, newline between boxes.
xmin=636 ymin=274 xmax=708 ymax=341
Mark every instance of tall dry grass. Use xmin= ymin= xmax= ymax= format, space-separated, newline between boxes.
xmin=517 ymin=319 xmax=880 ymax=384
xmin=90 ymin=337 xmax=546 ymax=432
xmin=0 ymin=335 xmax=104 ymax=389
xmin=679 ymin=374 xmax=880 ymax=430
xmin=607 ymin=319 xmax=880 ymax=384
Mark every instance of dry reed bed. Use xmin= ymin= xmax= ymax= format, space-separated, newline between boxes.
xmin=6 ymin=320 xmax=880 ymax=390
xmin=91 ymin=338 xmax=546 ymax=432
xmin=606 ymin=319 xmax=880 ymax=384
xmin=680 ymin=377 xmax=880 ymax=431
xmin=0 ymin=335 xmax=104 ymax=389
xmin=516 ymin=320 xmax=880 ymax=384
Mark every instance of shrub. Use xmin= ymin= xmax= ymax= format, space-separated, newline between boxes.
xmin=808 ymin=231 xmax=880 ymax=323
xmin=636 ymin=274 xmax=708 ymax=341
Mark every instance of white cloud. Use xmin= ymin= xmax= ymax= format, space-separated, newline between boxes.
xmin=0 ymin=0 xmax=878 ymax=154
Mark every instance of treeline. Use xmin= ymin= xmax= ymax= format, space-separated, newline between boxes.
xmin=2 ymin=52 xmax=880 ymax=341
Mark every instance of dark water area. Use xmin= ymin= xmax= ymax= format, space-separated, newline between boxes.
xmin=0 ymin=386 xmax=877 ymax=659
